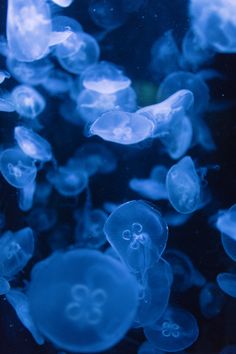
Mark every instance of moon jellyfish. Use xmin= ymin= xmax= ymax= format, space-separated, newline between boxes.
xmin=165 ymin=249 xmax=205 ymax=292
xmin=27 ymin=207 xmax=57 ymax=232
xmin=138 ymin=340 xmax=165 ymax=354
xmin=90 ymin=110 xmax=155 ymax=145
xmin=80 ymin=61 xmax=131 ymax=94
xmin=0 ymin=277 xmax=10 ymax=295
xmin=11 ymin=85 xmax=46 ymax=119
xmin=14 ymin=126 xmax=52 ymax=162
xmin=216 ymin=273 xmax=236 ymax=298
xmin=144 ymin=307 xmax=199 ymax=352
xmin=27 ymin=249 xmax=139 ymax=352
xmin=199 ymin=282 xmax=225 ymax=319
xmin=0 ymin=227 xmax=34 ymax=279
xmin=166 ymin=156 xmax=202 ymax=214
xmin=55 ymin=31 xmax=100 ymax=74
xmin=216 ymin=204 xmax=236 ymax=240
xmin=104 ymin=200 xmax=168 ymax=274
xmin=221 ymin=233 xmax=236 ymax=262
xmin=41 ymin=69 xmax=72 ymax=96
xmin=0 ymin=148 xmax=37 ymax=189
xmin=51 ymin=0 xmax=74 ymax=8
xmin=6 ymin=289 xmax=44 ymax=344
xmin=7 ymin=0 xmax=52 ymax=62
xmin=47 ymin=165 xmax=88 ymax=197
xmin=190 ymin=0 xmax=236 ymax=53
xmin=18 ymin=180 xmax=36 ymax=211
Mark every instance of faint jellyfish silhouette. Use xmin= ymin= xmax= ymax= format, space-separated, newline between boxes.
xmin=216 ymin=273 xmax=236 ymax=298
xmin=199 ymin=282 xmax=225 ymax=318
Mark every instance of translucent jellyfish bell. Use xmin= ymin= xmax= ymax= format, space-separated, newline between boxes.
xmin=27 ymin=249 xmax=139 ymax=352
xmin=14 ymin=126 xmax=52 ymax=162
xmin=80 ymin=61 xmax=131 ymax=94
xmin=0 ymin=148 xmax=37 ymax=189
xmin=216 ymin=272 xmax=236 ymax=298
xmin=7 ymin=0 xmax=52 ymax=62
xmin=166 ymin=156 xmax=201 ymax=214
xmin=199 ymin=282 xmax=225 ymax=319
xmin=221 ymin=233 xmax=236 ymax=262
xmin=0 ymin=227 xmax=34 ymax=279
xmin=11 ymin=85 xmax=46 ymax=119
xmin=104 ymin=200 xmax=168 ymax=274
xmin=90 ymin=110 xmax=155 ymax=145
xmin=216 ymin=204 xmax=236 ymax=240
xmin=51 ymin=0 xmax=74 ymax=7
xmin=144 ymin=306 xmax=199 ymax=352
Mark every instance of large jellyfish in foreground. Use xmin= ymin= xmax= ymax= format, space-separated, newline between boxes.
xmin=27 ymin=249 xmax=139 ymax=352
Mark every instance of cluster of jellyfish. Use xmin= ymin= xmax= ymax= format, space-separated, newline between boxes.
xmin=0 ymin=0 xmax=236 ymax=353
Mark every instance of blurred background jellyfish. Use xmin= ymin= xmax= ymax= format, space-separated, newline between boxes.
xmin=216 ymin=273 xmax=236 ymax=298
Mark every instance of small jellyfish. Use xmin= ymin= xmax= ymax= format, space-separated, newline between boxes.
xmin=77 ymin=87 xmax=137 ymax=124
xmin=144 ymin=306 xmax=199 ymax=352
xmin=47 ymin=165 xmax=88 ymax=197
xmin=216 ymin=204 xmax=236 ymax=240
xmin=164 ymin=249 xmax=205 ymax=292
xmin=0 ymin=148 xmax=37 ymax=189
xmin=166 ymin=156 xmax=202 ymax=214
xmin=18 ymin=180 xmax=36 ymax=212
xmin=41 ymin=69 xmax=72 ymax=96
xmin=6 ymin=289 xmax=44 ymax=344
xmin=14 ymin=126 xmax=52 ymax=162
xmin=7 ymin=0 xmax=52 ymax=61
xmin=221 ymin=233 xmax=236 ymax=262
xmin=80 ymin=61 xmax=131 ymax=94
xmin=216 ymin=273 xmax=236 ymax=298
xmin=27 ymin=207 xmax=57 ymax=233
xmin=104 ymin=200 xmax=168 ymax=274
xmin=199 ymin=282 xmax=225 ymax=318
xmin=27 ymin=249 xmax=139 ymax=352
xmin=0 ymin=227 xmax=34 ymax=279
xmin=90 ymin=110 xmax=155 ymax=145
xmin=11 ymin=85 xmax=46 ymax=119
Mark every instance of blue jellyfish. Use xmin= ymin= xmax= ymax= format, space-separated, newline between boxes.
xmin=216 ymin=204 xmax=236 ymax=240
xmin=164 ymin=249 xmax=205 ymax=292
xmin=0 ymin=227 xmax=34 ymax=279
xmin=18 ymin=180 xmax=36 ymax=211
xmin=27 ymin=249 xmax=139 ymax=352
xmin=0 ymin=277 xmax=10 ymax=295
xmin=47 ymin=165 xmax=88 ymax=197
xmin=33 ymin=181 xmax=52 ymax=205
xmin=11 ymin=85 xmax=46 ymax=119
xmin=190 ymin=0 xmax=236 ymax=53
xmin=104 ymin=200 xmax=168 ymax=274
xmin=199 ymin=282 xmax=225 ymax=319
xmin=51 ymin=15 xmax=83 ymax=39
xmin=166 ymin=156 xmax=202 ymax=214
xmin=80 ymin=61 xmax=131 ymax=94
xmin=7 ymin=0 xmax=52 ymax=62
xmin=144 ymin=306 xmax=199 ymax=352
xmin=51 ymin=0 xmax=74 ymax=8
xmin=27 ymin=207 xmax=57 ymax=232
xmin=77 ymin=86 xmax=137 ymax=124
xmin=216 ymin=273 xmax=236 ymax=298
xmin=0 ymin=148 xmax=37 ymax=189
xmin=41 ymin=69 xmax=72 ymax=96
xmin=6 ymin=289 xmax=44 ymax=344
xmin=14 ymin=126 xmax=52 ymax=162
xmin=55 ymin=31 xmax=100 ymax=74
xmin=221 ymin=233 xmax=236 ymax=262
xmin=89 ymin=110 xmax=155 ymax=145
xmin=0 ymin=90 xmax=15 ymax=112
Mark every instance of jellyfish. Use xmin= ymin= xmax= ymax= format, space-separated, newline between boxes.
xmin=0 ymin=90 xmax=15 ymax=112
xmin=11 ymin=85 xmax=46 ymax=119
xmin=47 ymin=165 xmax=88 ymax=197
xmin=216 ymin=204 xmax=236 ymax=240
xmin=0 ymin=277 xmax=10 ymax=295
xmin=0 ymin=148 xmax=37 ymax=189
xmin=18 ymin=180 xmax=36 ymax=212
xmin=221 ymin=233 xmax=236 ymax=262
xmin=6 ymin=289 xmax=44 ymax=344
xmin=199 ymin=282 xmax=225 ymax=319
xmin=216 ymin=273 xmax=236 ymax=298
xmin=0 ymin=227 xmax=34 ymax=279
xmin=164 ymin=249 xmax=205 ymax=292
xmin=33 ymin=181 xmax=52 ymax=205
xmin=27 ymin=249 xmax=139 ymax=352
xmin=51 ymin=0 xmax=74 ymax=8
xmin=166 ymin=156 xmax=202 ymax=214
xmin=41 ymin=69 xmax=72 ymax=96
xmin=144 ymin=306 xmax=199 ymax=352
xmin=55 ymin=31 xmax=100 ymax=75
xmin=104 ymin=200 xmax=168 ymax=274
xmin=7 ymin=0 xmax=52 ymax=62
xmin=27 ymin=207 xmax=57 ymax=233
xmin=80 ymin=61 xmax=131 ymax=94
xmin=14 ymin=126 xmax=53 ymax=162
xmin=77 ymin=86 xmax=137 ymax=124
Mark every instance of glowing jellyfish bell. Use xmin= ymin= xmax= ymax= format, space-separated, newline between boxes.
xmin=104 ymin=200 xmax=168 ymax=274
xmin=216 ymin=204 xmax=236 ymax=240
xmin=144 ymin=306 xmax=199 ymax=352
xmin=51 ymin=0 xmax=74 ymax=7
xmin=216 ymin=272 xmax=236 ymax=298
xmin=27 ymin=249 xmax=139 ymax=352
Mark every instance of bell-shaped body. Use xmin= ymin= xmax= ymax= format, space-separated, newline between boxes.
xmin=14 ymin=126 xmax=52 ymax=162
xmin=27 ymin=249 xmax=139 ymax=352
xmin=0 ymin=148 xmax=37 ymax=188
xmin=27 ymin=207 xmax=57 ymax=233
xmin=80 ymin=61 xmax=131 ymax=94
xmin=199 ymin=282 xmax=225 ymax=318
xmin=104 ymin=200 xmax=168 ymax=273
xmin=221 ymin=232 xmax=236 ymax=262
xmin=51 ymin=0 xmax=73 ymax=7
xmin=0 ymin=227 xmax=34 ymax=279
xmin=7 ymin=0 xmax=52 ymax=61
xmin=90 ymin=111 xmax=155 ymax=145
xmin=216 ymin=272 xmax=236 ymax=298
xmin=144 ymin=306 xmax=199 ymax=352
xmin=11 ymin=85 xmax=46 ymax=119
xmin=166 ymin=156 xmax=201 ymax=214
xmin=216 ymin=204 xmax=236 ymax=240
